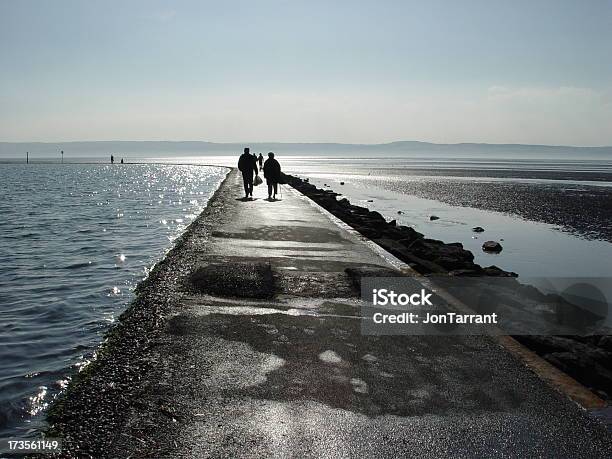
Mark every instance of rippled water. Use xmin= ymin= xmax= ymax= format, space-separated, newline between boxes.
xmin=0 ymin=163 xmax=227 ymax=441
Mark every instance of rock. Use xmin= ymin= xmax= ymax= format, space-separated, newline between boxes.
xmin=397 ymin=238 xmax=417 ymax=248
xmin=388 ymin=220 xmax=397 ymax=226
xmin=482 ymin=265 xmax=517 ymax=277
xmin=397 ymin=226 xmax=422 ymax=240
xmin=352 ymin=226 xmax=382 ymax=239
xmin=366 ymin=211 xmax=386 ymax=222
xmin=593 ymin=389 xmax=610 ymax=401
xmin=437 ymin=244 xmax=474 ymax=263
xmin=482 ymin=241 xmax=503 ymax=253
xmin=340 ymin=181 xmax=345 ymax=185
xmin=517 ymin=336 xmax=612 ymax=366
xmin=448 ymin=268 xmax=483 ymax=277
xmin=397 ymin=210 xmax=403 ymax=214
xmin=367 ymin=199 xmax=374 ymax=202
xmin=373 ymin=238 xmax=447 ymax=274
xmin=472 ymin=226 xmax=485 ymax=232
xmin=430 ymin=215 xmax=439 ymax=221
xmin=543 ymin=351 xmax=612 ymax=395
xmin=434 ymin=256 xmax=469 ymax=270
xmin=598 ymin=336 xmax=612 ymax=352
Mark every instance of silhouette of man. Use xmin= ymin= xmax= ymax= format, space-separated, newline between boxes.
xmin=263 ymin=152 xmax=281 ymax=200
xmin=257 ymin=153 xmax=264 ymax=169
xmin=111 ymin=154 xmax=114 ymax=164
xmin=238 ymin=147 xmax=258 ymax=199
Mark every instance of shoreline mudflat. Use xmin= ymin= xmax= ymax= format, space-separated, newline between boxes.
xmin=45 ymin=169 xmax=612 ymax=457
xmin=360 ymin=175 xmax=612 ymax=243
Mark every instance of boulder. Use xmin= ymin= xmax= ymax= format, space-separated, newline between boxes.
xmin=397 ymin=226 xmax=423 ymax=240
xmin=472 ymin=226 xmax=485 ymax=232
xmin=599 ymin=336 xmax=612 ymax=352
xmin=448 ymin=268 xmax=483 ymax=277
xmin=430 ymin=215 xmax=440 ymax=221
xmin=482 ymin=241 xmax=503 ymax=253
xmin=367 ymin=211 xmax=386 ymax=222
xmin=353 ymin=226 xmax=382 ymax=239
xmin=482 ymin=265 xmax=517 ymax=277
xmin=434 ymin=256 xmax=471 ymax=271
xmin=543 ymin=352 xmax=612 ymax=395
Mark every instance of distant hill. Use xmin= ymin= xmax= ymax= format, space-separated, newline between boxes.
xmin=1 ymin=140 xmax=611 ymax=159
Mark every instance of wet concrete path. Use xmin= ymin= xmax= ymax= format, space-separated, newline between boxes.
xmin=147 ymin=170 xmax=612 ymax=457
xmin=50 ymin=169 xmax=612 ymax=457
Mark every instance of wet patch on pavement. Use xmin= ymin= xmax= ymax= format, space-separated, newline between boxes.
xmin=190 ymin=262 xmax=275 ymax=299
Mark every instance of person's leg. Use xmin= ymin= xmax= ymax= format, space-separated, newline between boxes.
xmin=267 ymin=181 xmax=272 ymax=199
xmin=242 ymin=174 xmax=249 ymax=197
xmin=273 ymin=182 xmax=278 ymax=198
xmin=247 ymin=176 xmax=254 ymax=197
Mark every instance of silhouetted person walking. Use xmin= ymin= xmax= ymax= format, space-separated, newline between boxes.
xmin=111 ymin=154 xmax=114 ymax=164
xmin=257 ymin=153 xmax=264 ymax=169
xmin=238 ymin=147 xmax=258 ymax=199
xmin=263 ymin=152 xmax=281 ymax=200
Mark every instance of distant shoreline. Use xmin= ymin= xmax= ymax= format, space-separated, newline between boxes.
xmin=2 ymin=140 xmax=612 ymax=160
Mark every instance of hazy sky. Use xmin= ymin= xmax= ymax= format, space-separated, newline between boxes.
xmin=1 ymin=0 xmax=611 ymax=145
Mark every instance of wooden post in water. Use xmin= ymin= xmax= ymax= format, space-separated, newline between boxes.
xmin=61 ymin=150 xmax=64 ymax=164
xmin=26 ymin=152 xmax=29 ymax=164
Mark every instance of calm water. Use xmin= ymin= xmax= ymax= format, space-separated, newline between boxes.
xmin=0 ymin=163 xmax=227 ymax=441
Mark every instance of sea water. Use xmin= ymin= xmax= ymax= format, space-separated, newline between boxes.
xmin=0 ymin=163 xmax=227 ymax=441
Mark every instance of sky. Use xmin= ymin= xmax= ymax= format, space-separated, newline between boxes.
xmin=1 ymin=0 xmax=611 ymax=145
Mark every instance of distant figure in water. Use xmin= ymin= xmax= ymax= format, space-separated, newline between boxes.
xmin=257 ymin=153 xmax=264 ymax=169
xmin=121 ymin=158 xmax=124 ymax=164
xmin=263 ymin=152 xmax=282 ymax=200
xmin=238 ymin=147 xmax=258 ymax=199
xmin=111 ymin=154 xmax=114 ymax=164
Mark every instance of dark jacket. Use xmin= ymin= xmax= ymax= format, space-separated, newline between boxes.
xmin=263 ymin=158 xmax=281 ymax=182
xmin=238 ymin=153 xmax=258 ymax=176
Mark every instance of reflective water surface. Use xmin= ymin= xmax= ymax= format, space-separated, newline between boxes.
xmin=0 ymin=163 xmax=227 ymax=440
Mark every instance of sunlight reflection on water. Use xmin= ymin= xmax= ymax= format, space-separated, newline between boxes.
xmin=0 ymin=163 xmax=227 ymax=440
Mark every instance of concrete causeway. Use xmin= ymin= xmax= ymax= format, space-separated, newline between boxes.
xmin=48 ymin=169 xmax=612 ymax=457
